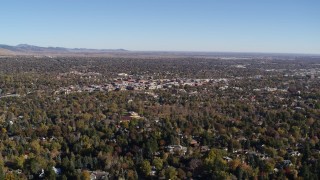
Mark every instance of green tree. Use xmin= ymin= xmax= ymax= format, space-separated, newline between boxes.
xmin=140 ymin=160 xmax=151 ymax=177
xmin=24 ymin=157 xmax=44 ymax=174
xmin=165 ymin=166 xmax=178 ymax=180
xmin=46 ymin=167 xmax=56 ymax=180
xmin=300 ymin=163 xmax=311 ymax=179
xmin=153 ymin=157 xmax=163 ymax=171
xmin=0 ymin=155 xmax=5 ymax=180
xmin=204 ymin=149 xmax=229 ymax=179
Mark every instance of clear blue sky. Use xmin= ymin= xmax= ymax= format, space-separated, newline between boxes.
xmin=1 ymin=0 xmax=319 ymax=54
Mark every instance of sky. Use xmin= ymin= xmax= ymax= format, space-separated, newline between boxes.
xmin=1 ymin=0 xmax=320 ymax=54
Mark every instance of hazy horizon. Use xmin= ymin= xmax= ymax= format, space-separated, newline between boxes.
xmin=1 ymin=43 xmax=320 ymax=56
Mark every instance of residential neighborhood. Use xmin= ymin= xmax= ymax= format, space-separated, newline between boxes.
xmin=0 ymin=56 xmax=319 ymax=179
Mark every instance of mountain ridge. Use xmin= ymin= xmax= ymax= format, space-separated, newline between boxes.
xmin=0 ymin=44 xmax=128 ymax=56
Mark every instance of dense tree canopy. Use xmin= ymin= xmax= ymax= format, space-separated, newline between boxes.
xmin=0 ymin=56 xmax=319 ymax=179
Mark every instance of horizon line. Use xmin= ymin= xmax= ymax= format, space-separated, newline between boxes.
xmin=1 ymin=43 xmax=320 ymax=56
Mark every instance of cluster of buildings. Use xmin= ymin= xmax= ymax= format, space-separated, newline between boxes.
xmin=55 ymin=74 xmax=214 ymax=95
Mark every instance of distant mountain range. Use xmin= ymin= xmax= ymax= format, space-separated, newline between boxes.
xmin=0 ymin=44 xmax=128 ymax=56
xmin=1 ymin=44 xmax=318 ymax=58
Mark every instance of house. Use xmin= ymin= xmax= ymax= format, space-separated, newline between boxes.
xmin=280 ymin=160 xmax=293 ymax=168
xmin=120 ymin=116 xmax=132 ymax=123
xmin=118 ymin=73 xmax=128 ymax=77
xmin=128 ymin=111 xmax=142 ymax=119
xmin=200 ymin=146 xmax=210 ymax=153
xmin=39 ymin=169 xmax=45 ymax=178
xmin=166 ymin=145 xmax=187 ymax=155
xmin=148 ymin=85 xmax=157 ymax=90
xmin=52 ymin=166 xmax=62 ymax=175
xmin=289 ymin=151 xmax=301 ymax=157
xmin=120 ymin=111 xmax=142 ymax=123
xmin=150 ymin=166 xmax=157 ymax=176
xmin=89 ymin=171 xmax=109 ymax=180
xmin=223 ymin=156 xmax=233 ymax=162
xmin=190 ymin=139 xmax=199 ymax=147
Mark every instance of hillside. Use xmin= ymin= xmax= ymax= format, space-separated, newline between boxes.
xmin=0 ymin=44 xmax=128 ymax=56
xmin=0 ymin=48 xmax=16 ymax=56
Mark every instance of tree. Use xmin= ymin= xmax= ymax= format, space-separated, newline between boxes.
xmin=153 ymin=157 xmax=163 ymax=171
xmin=163 ymin=166 xmax=177 ymax=180
xmin=61 ymin=157 xmax=70 ymax=170
xmin=229 ymin=159 xmax=242 ymax=171
xmin=235 ymin=166 xmax=243 ymax=180
xmin=15 ymin=155 xmax=25 ymax=169
xmin=24 ymin=157 xmax=44 ymax=175
xmin=140 ymin=160 xmax=151 ymax=177
xmin=204 ymin=149 xmax=229 ymax=178
xmin=177 ymin=168 xmax=187 ymax=179
xmin=300 ymin=163 xmax=311 ymax=179
xmin=302 ymin=142 xmax=311 ymax=163
xmin=30 ymin=140 xmax=41 ymax=154
xmin=126 ymin=169 xmax=137 ymax=180
xmin=4 ymin=172 xmax=16 ymax=180
xmin=81 ymin=170 xmax=91 ymax=180
xmin=0 ymin=155 xmax=4 ymax=180
xmin=46 ymin=167 xmax=56 ymax=180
